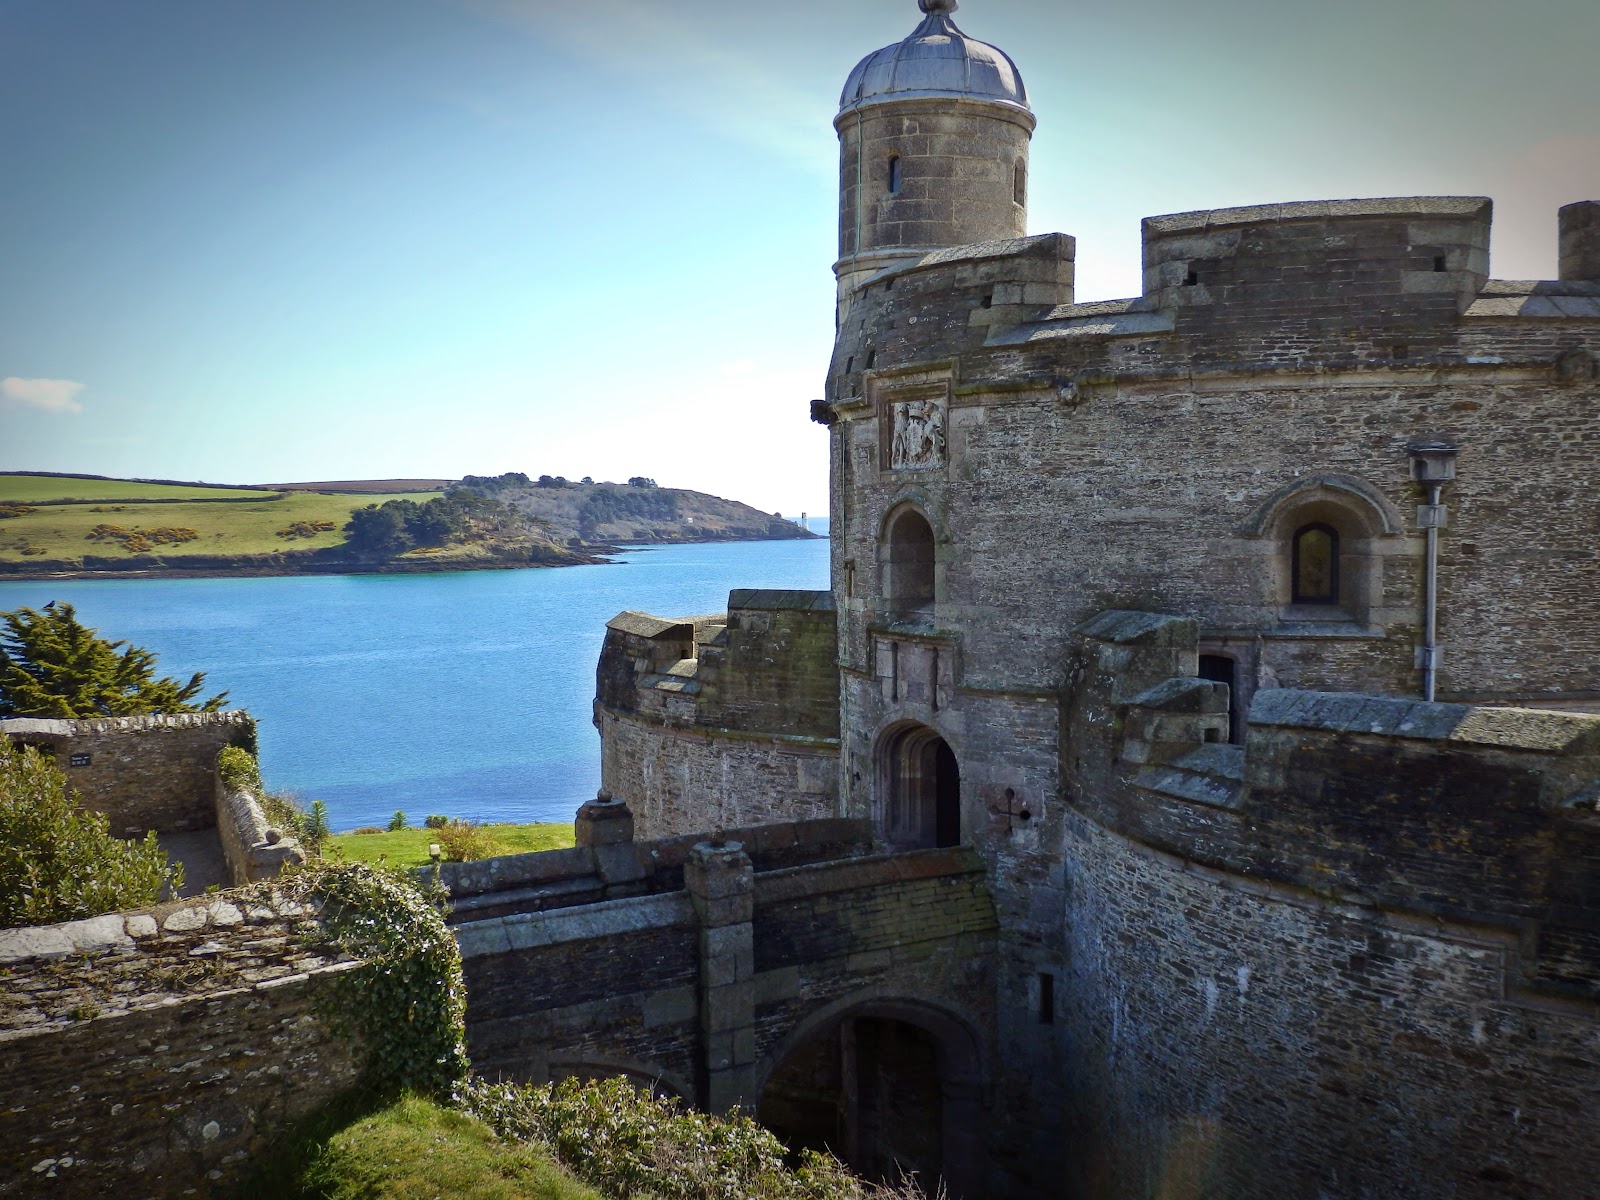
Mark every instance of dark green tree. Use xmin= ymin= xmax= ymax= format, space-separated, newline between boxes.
xmin=343 ymin=503 xmax=412 ymax=557
xmin=0 ymin=603 xmax=227 ymax=718
xmin=0 ymin=739 xmax=180 ymax=928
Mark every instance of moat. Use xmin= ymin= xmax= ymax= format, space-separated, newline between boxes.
xmin=0 ymin=537 xmax=828 ymax=829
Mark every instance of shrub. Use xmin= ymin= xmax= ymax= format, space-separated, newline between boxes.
xmin=436 ymin=819 xmax=493 ymax=862
xmin=460 ymin=1077 xmax=913 ymax=1200
xmin=388 ymin=810 xmax=407 ymax=832
xmin=303 ymin=799 xmax=332 ymax=849
xmin=0 ymin=739 xmax=180 ymax=928
xmin=217 ymin=744 xmax=264 ymax=794
xmin=424 ymin=813 xmax=450 ymax=829
xmin=0 ymin=503 xmax=35 ymax=519
xmin=275 ymin=519 xmax=337 ymax=540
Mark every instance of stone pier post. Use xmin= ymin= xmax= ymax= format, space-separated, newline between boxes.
xmin=684 ymin=839 xmax=756 ymax=1114
xmin=575 ymin=791 xmax=646 ymax=889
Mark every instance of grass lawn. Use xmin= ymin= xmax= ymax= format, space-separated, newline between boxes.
xmin=0 ymin=473 xmax=280 ymax=503
xmin=0 ymin=485 xmax=441 ymax=563
xmin=328 ymin=822 xmax=575 ymax=867
xmin=242 ymin=1093 xmax=601 ymax=1200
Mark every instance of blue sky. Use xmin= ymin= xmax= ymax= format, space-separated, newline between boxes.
xmin=2 ymin=0 xmax=1596 ymax=518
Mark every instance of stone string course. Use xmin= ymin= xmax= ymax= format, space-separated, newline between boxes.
xmin=0 ymin=893 xmax=359 ymax=1198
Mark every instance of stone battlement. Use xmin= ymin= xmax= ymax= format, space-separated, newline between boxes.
xmin=1065 ymin=609 xmax=1600 ymax=1007
xmin=596 ymin=590 xmax=842 ymax=839
xmin=825 ymin=196 xmax=1600 ymax=411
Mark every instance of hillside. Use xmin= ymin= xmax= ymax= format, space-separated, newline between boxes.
xmin=0 ymin=472 xmax=816 ymax=579
xmin=458 ymin=473 xmax=818 ymax=546
xmin=0 ymin=473 xmax=593 ymax=578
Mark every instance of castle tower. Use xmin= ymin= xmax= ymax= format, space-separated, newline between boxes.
xmin=835 ymin=0 xmax=1034 ymax=298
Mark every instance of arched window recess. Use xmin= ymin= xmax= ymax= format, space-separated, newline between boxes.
xmin=1291 ymin=522 xmax=1340 ymax=605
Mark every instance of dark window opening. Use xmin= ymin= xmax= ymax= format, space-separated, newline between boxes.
xmin=1198 ymin=654 xmax=1241 ymax=744
xmin=865 ymin=349 xmax=876 ymax=370
xmin=1184 ymin=269 xmax=1199 ymax=287
xmin=845 ymin=356 xmax=854 ymax=373
xmin=1291 ymin=522 xmax=1340 ymax=604
xmin=884 ymin=278 xmax=894 ymax=292
xmin=981 ymin=293 xmax=993 ymax=309
xmin=1393 ymin=344 xmax=1410 ymax=359
xmin=885 ymin=508 xmax=935 ymax=616
xmin=888 ymin=156 xmax=902 ymax=195
xmin=1013 ymin=159 xmax=1027 ymax=207
xmin=1038 ymin=973 xmax=1055 ymax=1025
xmin=1433 ymin=255 xmax=1448 ymax=272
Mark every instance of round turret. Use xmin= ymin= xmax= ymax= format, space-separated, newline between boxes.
xmin=835 ymin=0 xmax=1034 ymax=291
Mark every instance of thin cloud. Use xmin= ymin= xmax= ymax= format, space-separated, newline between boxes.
xmin=1 ymin=377 xmax=85 ymax=414
xmin=469 ymin=0 xmax=834 ymax=173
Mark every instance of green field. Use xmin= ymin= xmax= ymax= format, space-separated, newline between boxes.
xmin=0 ymin=474 xmax=441 ymax=564
xmin=0 ymin=474 xmax=280 ymax=503
xmin=327 ymin=822 xmax=575 ymax=867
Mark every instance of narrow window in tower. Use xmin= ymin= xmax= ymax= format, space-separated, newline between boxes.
xmin=888 ymin=156 xmax=902 ymax=195
xmin=1014 ymin=159 xmax=1027 ymax=207
xmin=1291 ymin=523 xmax=1340 ymax=604
xmin=1038 ymin=973 xmax=1055 ymax=1025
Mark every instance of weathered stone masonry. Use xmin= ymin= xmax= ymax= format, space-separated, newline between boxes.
xmin=0 ymin=896 xmax=360 ymax=1198
xmin=596 ymin=590 xmax=842 ymax=838
xmin=2 ymin=712 xmax=255 ymax=836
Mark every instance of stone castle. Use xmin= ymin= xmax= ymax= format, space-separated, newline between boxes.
xmin=594 ymin=0 xmax=1600 ymax=1195
xmin=4 ymin=2 xmax=1599 ymax=1197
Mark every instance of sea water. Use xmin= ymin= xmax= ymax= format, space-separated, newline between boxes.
xmin=0 ymin=538 xmax=829 ymax=830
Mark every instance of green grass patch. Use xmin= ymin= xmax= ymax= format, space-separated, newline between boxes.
xmin=240 ymin=1092 xmax=602 ymax=1200
xmin=328 ymin=822 xmax=575 ymax=867
xmin=0 ymin=473 xmax=280 ymax=503
xmin=0 ymin=488 xmax=440 ymax=563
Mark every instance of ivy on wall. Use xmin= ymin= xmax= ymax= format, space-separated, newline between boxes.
xmin=295 ymin=860 xmax=469 ymax=1095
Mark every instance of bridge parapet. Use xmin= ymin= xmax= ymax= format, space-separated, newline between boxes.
xmin=452 ymin=810 xmax=996 ymax=1177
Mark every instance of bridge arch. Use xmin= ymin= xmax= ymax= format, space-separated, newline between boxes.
xmin=755 ymin=992 xmax=985 ymax=1198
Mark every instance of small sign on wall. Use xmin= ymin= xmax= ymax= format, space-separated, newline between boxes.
xmin=69 ymin=753 xmax=91 ymax=768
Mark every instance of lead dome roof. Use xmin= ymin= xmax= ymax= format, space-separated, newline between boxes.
xmin=839 ymin=0 xmax=1029 ymax=119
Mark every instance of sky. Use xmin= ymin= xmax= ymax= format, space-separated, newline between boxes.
xmin=2 ymin=0 xmax=1597 ymax=518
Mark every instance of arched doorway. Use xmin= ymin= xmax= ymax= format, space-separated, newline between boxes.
xmin=757 ymin=1000 xmax=983 ymax=1199
xmin=877 ymin=724 xmax=960 ymax=851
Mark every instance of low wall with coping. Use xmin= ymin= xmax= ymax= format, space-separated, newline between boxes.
xmin=0 ymin=892 xmax=361 ymax=1198
xmin=213 ymin=767 xmax=304 ymax=885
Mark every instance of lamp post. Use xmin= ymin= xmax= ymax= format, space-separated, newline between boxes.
xmin=1409 ymin=442 xmax=1459 ymax=702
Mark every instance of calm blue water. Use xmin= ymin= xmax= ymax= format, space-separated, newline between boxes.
xmin=0 ymin=538 xmax=830 ymax=830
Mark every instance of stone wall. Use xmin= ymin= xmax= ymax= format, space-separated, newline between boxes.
xmin=213 ymin=768 xmax=305 ymax=885
xmin=1030 ymin=610 xmax=1600 ymax=1199
xmin=596 ymin=590 xmax=842 ymax=838
xmin=822 ymin=200 xmax=1600 ymax=717
xmin=0 ymin=894 xmax=360 ymax=1197
xmin=1 ymin=712 xmax=256 ymax=836
xmin=448 ymin=810 xmax=998 ymax=1156
xmin=598 ymin=710 xmax=837 ymax=840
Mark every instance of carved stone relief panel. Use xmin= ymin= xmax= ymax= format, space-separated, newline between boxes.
xmin=875 ymin=380 xmax=952 ymax=474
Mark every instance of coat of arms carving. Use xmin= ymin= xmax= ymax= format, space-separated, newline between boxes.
xmin=888 ymin=396 xmax=947 ymax=471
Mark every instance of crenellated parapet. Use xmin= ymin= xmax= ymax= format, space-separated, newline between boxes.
xmin=824 ymin=197 xmax=1600 ymax=414
xmin=1065 ymin=608 xmax=1600 ymax=1005
xmin=594 ymin=591 xmax=842 ymax=838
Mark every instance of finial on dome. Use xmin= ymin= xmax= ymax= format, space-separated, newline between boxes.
xmin=919 ymin=0 xmax=958 ymax=13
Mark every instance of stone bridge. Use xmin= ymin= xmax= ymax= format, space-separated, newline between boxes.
xmin=442 ymin=801 xmax=997 ymax=1194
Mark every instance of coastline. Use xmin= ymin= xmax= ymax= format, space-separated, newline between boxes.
xmin=0 ymin=530 xmax=820 ymax=584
